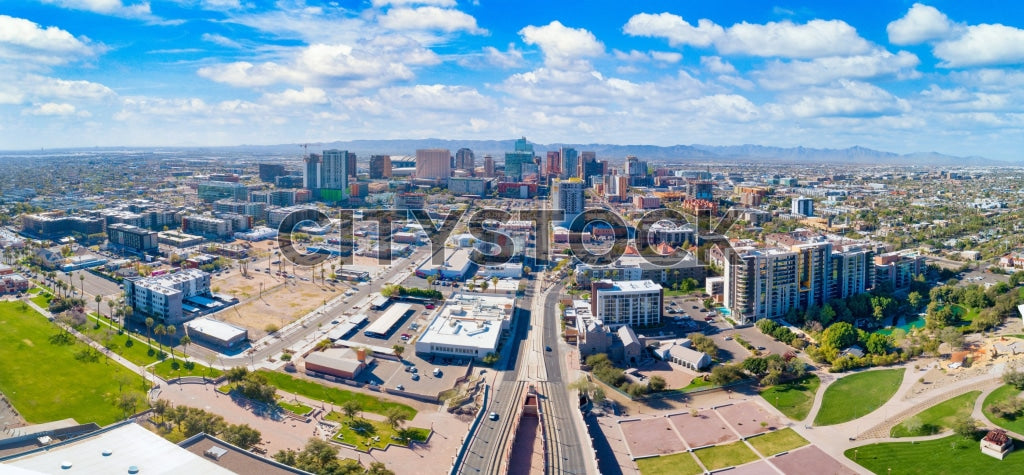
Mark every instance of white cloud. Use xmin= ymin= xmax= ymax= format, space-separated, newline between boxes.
xmin=519 ymin=21 xmax=604 ymax=69
xmin=378 ymin=7 xmax=486 ymax=34
xmin=624 ymin=13 xmax=872 ymax=59
xmin=0 ymin=15 xmax=97 ymax=66
xmin=485 ymin=44 xmax=524 ymax=68
xmin=23 ymin=102 xmax=77 ymax=116
xmin=263 ymin=87 xmax=329 ymax=106
xmin=201 ymin=33 xmax=242 ymax=48
xmin=934 ymin=24 xmax=1024 ymax=67
xmin=623 ymin=13 xmax=722 ymax=47
xmin=376 ymin=84 xmax=493 ymax=111
xmin=371 ymin=0 xmax=456 ymax=7
xmin=772 ymin=80 xmax=907 ymax=118
xmin=40 ymin=0 xmax=152 ymax=19
xmin=197 ymin=38 xmax=439 ymax=89
xmin=701 ymin=56 xmax=736 ymax=74
xmin=757 ymin=50 xmax=920 ymax=89
xmin=716 ymin=20 xmax=871 ymax=58
xmin=650 ymin=51 xmax=682 ymax=63
xmin=200 ymin=0 xmax=241 ymax=10
xmin=29 ymin=75 xmax=115 ymax=100
xmin=887 ymin=3 xmax=957 ymax=45
xmin=950 ymin=69 xmax=1024 ymax=90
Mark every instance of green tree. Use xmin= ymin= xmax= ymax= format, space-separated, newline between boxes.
xmin=145 ymin=317 xmax=155 ymax=346
xmin=342 ymin=400 xmax=361 ymax=420
xmin=687 ymin=332 xmax=718 ymax=357
xmin=907 ymin=291 xmax=923 ymax=310
xmin=154 ymin=324 xmax=166 ymax=356
xmin=647 ymin=375 xmax=667 ymax=392
xmin=1003 ymin=367 xmax=1024 ymax=389
xmin=392 ymin=344 xmax=405 ymax=359
xmin=821 ymin=322 xmax=857 ymax=350
xmin=819 ymin=304 xmax=837 ymax=326
xmin=225 ymin=366 xmax=249 ymax=382
xmin=865 ymin=333 xmax=892 ymax=355
xmin=384 ymin=407 xmax=409 ymax=430
xmin=221 ymin=423 xmax=262 ymax=450
xmin=952 ymin=415 xmax=978 ymax=439
xmin=939 ymin=326 xmax=964 ymax=351
xmin=709 ymin=364 xmax=745 ymax=386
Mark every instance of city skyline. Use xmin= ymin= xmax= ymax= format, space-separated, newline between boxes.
xmin=2 ymin=1 xmax=1024 ymax=159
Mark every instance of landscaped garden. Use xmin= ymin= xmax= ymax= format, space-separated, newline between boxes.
xmin=846 ymin=434 xmax=1024 ymax=474
xmin=982 ymin=384 xmax=1024 ymax=435
xmin=0 ymin=301 xmax=147 ymax=426
xmin=151 ymin=357 xmax=222 ymax=380
xmin=761 ymin=374 xmax=820 ymax=420
xmin=694 ymin=441 xmax=759 ymax=471
xmin=324 ymin=411 xmax=429 ymax=451
xmin=636 ymin=452 xmax=703 ymax=475
xmin=891 ymin=391 xmax=981 ymax=437
xmin=748 ymin=428 xmax=809 ymax=456
xmin=814 ymin=368 xmax=904 ymax=426
xmin=256 ymin=370 xmax=417 ymax=419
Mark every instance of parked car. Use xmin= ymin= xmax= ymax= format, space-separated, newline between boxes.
xmin=489 ymin=412 xmax=499 ymax=421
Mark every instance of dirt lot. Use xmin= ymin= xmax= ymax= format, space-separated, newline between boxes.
xmin=716 ymin=402 xmax=785 ymax=438
xmin=619 ymin=418 xmax=686 ymax=457
xmin=210 ymin=247 xmax=351 ymax=339
xmin=668 ymin=410 xmax=738 ymax=448
xmin=771 ymin=445 xmax=856 ymax=475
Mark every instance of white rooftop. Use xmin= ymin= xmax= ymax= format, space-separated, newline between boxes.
xmin=2 ymin=423 xmax=233 ymax=474
xmin=601 ymin=280 xmax=662 ymax=293
xmin=185 ymin=317 xmax=247 ymax=342
xmin=416 ymin=294 xmax=515 ymax=351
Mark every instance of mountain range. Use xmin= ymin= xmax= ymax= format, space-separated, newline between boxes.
xmin=231 ymin=139 xmax=1001 ymax=166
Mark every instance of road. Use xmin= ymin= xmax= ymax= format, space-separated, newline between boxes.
xmin=458 ymin=279 xmax=590 ymax=475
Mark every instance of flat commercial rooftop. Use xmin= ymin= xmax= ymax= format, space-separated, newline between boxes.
xmin=2 ymin=423 xmax=233 ymax=474
xmin=185 ymin=317 xmax=247 ymax=342
xmin=364 ymin=302 xmax=412 ymax=337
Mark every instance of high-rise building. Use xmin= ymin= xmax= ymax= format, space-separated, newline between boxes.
xmin=370 ymin=155 xmax=392 ymax=179
xmin=346 ymin=152 xmax=357 ymax=178
xmin=579 ymin=151 xmax=601 ymax=180
xmin=483 ymin=155 xmax=495 ymax=177
xmin=590 ymin=280 xmax=663 ymax=328
xmin=725 ymin=237 xmax=875 ymax=324
xmin=625 ymin=155 xmax=651 ymax=186
xmin=687 ymin=180 xmax=714 ymax=201
xmin=514 ymin=136 xmax=533 ymax=153
xmin=303 ymin=153 xmax=321 ymax=191
xmin=415 ymin=148 xmax=451 ymax=181
xmin=792 ymin=196 xmax=814 ymax=217
xmin=560 ymin=147 xmax=578 ymax=179
xmin=455 ymin=148 xmax=475 ymax=175
xmin=504 ymin=151 xmax=532 ymax=181
xmin=258 ymin=163 xmax=286 ymax=183
xmin=545 ymin=151 xmax=561 ymax=177
xmin=551 ymin=178 xmax=585 ymax=223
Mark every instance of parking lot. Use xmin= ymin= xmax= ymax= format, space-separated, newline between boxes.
xmin=329 ymin=299 xmax=466 ymax=398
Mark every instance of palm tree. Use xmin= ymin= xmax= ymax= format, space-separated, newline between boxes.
xmin=166 ymin=325 xmax=177 ymax=362
xmin=79 ymin=273 xmax=85 ymax=295
xmin=384 ymin=407 xmax=409 ymax=430
xmin=392 ymin=344 xmax=405 ymax=360
xmin=179 ymin=335 xmax=191 ymax=359
xmin=122 ymin=305 xmax=132 ymax=333
xmin=342 ymin=400 xmax=361 ymax=420
xmin=145 ymin=317 xmax=155 ymax=346
xmin=480 ymin=281 xmax=489 ymax=293
xmin=491 ymin=276 xmax=498 ymax=294
xmin=154 ymin=324 xmax=166 ymax=356
xmin=94 ymin=294 xmax=102 ymax=316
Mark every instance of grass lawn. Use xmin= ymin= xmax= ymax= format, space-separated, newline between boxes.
xmin=257 ymin=370 xmax=417 ymax=418
xmin=150 ymin=358 xmax=222 ymax=380
xmin=0 ymin=301 xmax=148 ymax=426
xmin=278 ymin=399 xmax=312 ymax=415
xmin=30 ymin=292 xmax=52 ymax=308
xmin=951 ymin=304 xmax=979 ymax=323
xmin=324 ymin=411 xmax=429 ymax=451
xmin=636 ymin=452 xmax=703 ymax=475
xmin=891 ymin=391 xmax=981 ymax=437
xmin=761 ymin=374 xmax=820 ymax=421
xmin=683 ymin=376 xmax=714 ymax=391
xmin=694 ymin=441 xmax=759 ymax=471
xmin=78 ymin=315 xmax=163 ymax=367
xmin=814 ymin=369 xmax=904 ymax=426
xmin=846 ymin=434 xmax=1024 ymax=474
xmin=982 ymin=385 xmax=1024 ymax=434
xmin=747 ymin=428 xmax=809 ymax=456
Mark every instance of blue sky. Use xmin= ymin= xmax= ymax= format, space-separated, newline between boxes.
xmin=2 ymin=1 xmax=1024 ymax=159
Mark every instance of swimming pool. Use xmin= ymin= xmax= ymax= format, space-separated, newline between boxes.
xmin=716 ymin=307 xmax=732 ymax=316
xmin=876 ymin=316 xmax=925 ymax=336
